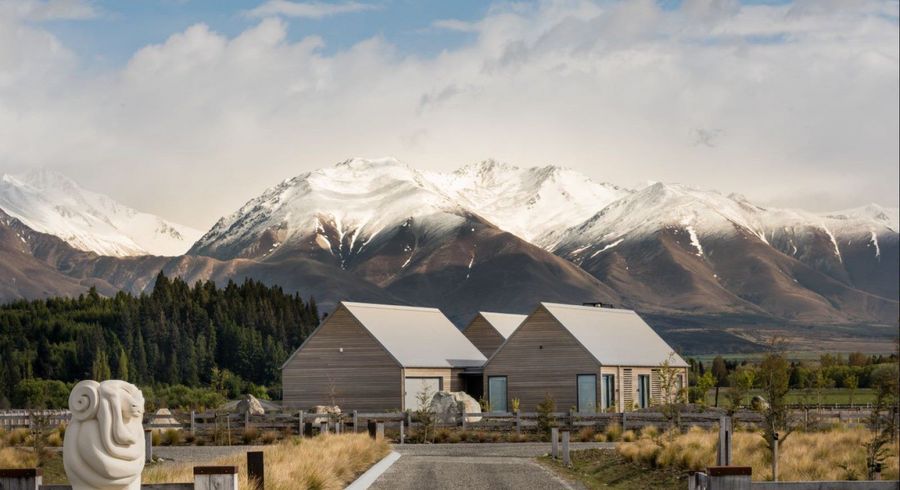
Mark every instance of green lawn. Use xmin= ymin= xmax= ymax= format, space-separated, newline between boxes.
xmin=540 ymin=449 xmax=684 ymax=489
xmin=704 ymin=388 xmax=877 ymax=407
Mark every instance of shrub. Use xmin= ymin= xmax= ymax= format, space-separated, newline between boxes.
xmin=241 ymin=427 xmax=259 ymax=445
xmin=593 ymin=432 xmax=607 ymax=442
xmin=576 ymin=427 xmax=596 ymax=442
xmin=260 ymin=431 xmax=279 ymax=445
xmin=162 ymin=429 xmax=183 ymax=446
xmin=151 ymin=430 xmax=161 ymax=446
xmin=621 ymin=430 xmax=637 ymax=442
xmin=605 ymin=423 xmax=622 ymax=442
xmin=46 ymin=432 xmax=63 ymax=447
xmin=536 ymin=393 xmax=557 ymax=437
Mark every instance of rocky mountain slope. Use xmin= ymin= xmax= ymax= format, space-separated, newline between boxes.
xmin=0 ymin=170 xmax=201 ymax=256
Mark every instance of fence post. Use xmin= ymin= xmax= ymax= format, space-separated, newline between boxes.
xmin=303 ymin=422 xmax=313 ymax=438
xmin=551 ymin=427 xmax=559 ymax=459
xmin=368 ymin=420 xmax=377 ymax=439
xmin=194 ymin=466 xmax=238 ymax=490
xmin=144 ymin=429 xmax=153 ymax=463
xmin=319 ymin=422 xmax=328 ymax=435
xmin=353 ymin=410 xmax=358 ymax=433
xmin=376 ymin=422 xmax=385 ymax=441
xmin=716 ymin=416 xmax=732 ymax=466
xmin=247 ymin=451 xmax=264 ymax=490
xmin=0 ymin=468 xmax=42 ymax=490
xmin=298 ymin=410 xmax=304 ymax=437
xmin=772 ymin=432 xmax=779 ymax=482
xmin=191 ymin=410 xmax=196 ymax=436
xmin=707 ymin=466 xmax=751 ymax=490
xmin=515 ymin=410 xmax=521 ymax=434
xmin=561 ymin=431 xmax=571 ymax=466
xmin=400 ymin=420 xmax=405 ymax=445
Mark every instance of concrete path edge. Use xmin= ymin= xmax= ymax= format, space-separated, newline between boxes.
xmin=346 ymin=451 xmax=402 ymax=490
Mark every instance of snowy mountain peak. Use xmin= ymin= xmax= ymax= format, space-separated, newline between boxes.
xmin=0 ymin=169 xmax=201 ymax=256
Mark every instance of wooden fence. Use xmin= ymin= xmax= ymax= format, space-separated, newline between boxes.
xmin=1 ymin=406 xmax=890 ymax=436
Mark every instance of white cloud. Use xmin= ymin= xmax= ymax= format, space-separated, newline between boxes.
xmin=432 ymin=19 xmax=481 ymax=33
xmin=245 ymin=0 xmax=377 ymax=19
xmin=0 ymin=0 xmax=97 ymax=21
xmin=0 ymin=0 xmax=897 ymax=229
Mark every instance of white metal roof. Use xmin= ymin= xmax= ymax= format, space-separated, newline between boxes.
xmin=343 ymin=302 xmax=487 ymax=368
xmin=479 ymin=312 xmax=527 ymax=339
xmin=541 ymin=303 xmax=688 ymax=368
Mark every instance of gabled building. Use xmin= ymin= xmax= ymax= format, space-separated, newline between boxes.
xmin=281 ymin=301 xmax=486 ymax=412
xmin=483 ymin=302 xmax=688 ymax=413
xmin=462 ymin=312 xmax=527 ymax=358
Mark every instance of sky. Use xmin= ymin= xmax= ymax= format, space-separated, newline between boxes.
xmin=0 ymin=0 xmax=898 ymax=229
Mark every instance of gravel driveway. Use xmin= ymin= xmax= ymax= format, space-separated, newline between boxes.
xmin=370 ymin=442 xmax=613 ymax=490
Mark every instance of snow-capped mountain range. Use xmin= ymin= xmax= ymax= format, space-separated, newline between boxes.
xmin=1 ymin=158 xmax=897 ymax=347
xmin=193 ymin=157 xmax=897 ymax=266
xmin=0 ymin=170 xmax=201 ymax=256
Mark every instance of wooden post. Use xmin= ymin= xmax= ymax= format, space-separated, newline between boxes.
xmin=515 ymin=410 xmax=521 ymax=434
xmin=568 ymin=409 xmax=574 ymax=429
xmin=144 ymin=429 xmax=153 ymax=463
xmin=716 ymin=416 xmax=732 ymax=466
xmin=0 ymin=468 xmax=42 ymax=490
xmin=353 ymin=410 xmax=358 ymax=433
xmin=622 ymin=411 xmax=627 ymax=431
xmin=194 ymin=466 xmax=238 ymax=490
xmin=772 ymin=432 xmax=779 ymax=482
xmin=244 ymin=411 xmax=251 ymax=431
xmin=562 ymin=431 xmax=571 ymax=466
xmin=190 ymin=410 xmax=196 ymax=436
xmin=551 ymin=427 xmax=559 ymax=459
xmin=247 ymin=451 xmax=264 ymax=490
xmin=707 ymin=466 xmax=751 ymax=490
xmin=298 ymin=410 xmax=304 ymax=437
xmin=368 ymin=420 xmax=377 ymax=439
xmin=376 ymin=422 xmax=385 ymax=441
xmin=399 ymin=420 xmax=405 ymax=445
xmin=303 ymin=422 xmax=313 ymax=438
xmin=319 ymin=422 xmax=327 ymax=435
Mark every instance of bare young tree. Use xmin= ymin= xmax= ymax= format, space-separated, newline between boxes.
xmin=414 ymin=384 xmax=437 ymax=443
xmin=656 ymin=352 xmax=687 ymax=432
xmin=756 ymin=340 xmax=798 ymax=482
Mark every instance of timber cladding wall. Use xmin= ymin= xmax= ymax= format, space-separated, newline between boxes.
xmin=483 ymin=307 xmax=600 ymax=411
xmin=463 ymin=315 xmax=506 ymax=358
xmin=282 ymin=306 xmax=402 ymax=411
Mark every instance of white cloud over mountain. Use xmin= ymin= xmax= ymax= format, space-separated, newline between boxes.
xmin=0 ymin=0 xmax=896 ymax=229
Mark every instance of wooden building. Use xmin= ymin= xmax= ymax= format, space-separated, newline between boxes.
xmin=483 ymin=303 xmax=688 ymax=413
xmin=281 ymin=301 xmax=486 ymax=412
xmin=462 ymin=312 xmax=527 ymax=358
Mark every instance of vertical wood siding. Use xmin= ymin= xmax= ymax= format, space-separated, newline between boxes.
xmin=462 ymin=315 xmax=506 ymax=358
xmin=282 ymin=306 xmax=402 ymax=411
xmin=483 ymin=307 xmax=600 ymax=411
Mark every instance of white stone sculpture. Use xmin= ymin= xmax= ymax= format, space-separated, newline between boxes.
xmin=63 ymin=380 xmax=146 ymax=490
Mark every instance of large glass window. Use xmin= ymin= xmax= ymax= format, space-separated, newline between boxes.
xmin=404 ymin=377 xmax=442 ymax=411
xmin=488 ymin=376 xmax=508 ymax=413
xmin=637 ymin=374 xmax=651 ymax=408
xmin=577 ymin=375 xmax=597 ymax=413
xmin=602 ymin=374 xmax=615 ymax=410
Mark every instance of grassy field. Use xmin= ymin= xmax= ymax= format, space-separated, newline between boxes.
xmin=618 ymin=425 xmax=899 ymax=481
xmin=1 ymin=431 xmax=389 ymax=490
xmin=540 ymin=449 xmax=684 ymax=489
xmin=704 ymin=388 xmax=878 ymax=406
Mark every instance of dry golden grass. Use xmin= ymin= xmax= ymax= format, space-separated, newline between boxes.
xmin=619 ymin=425 xmax=899 ymax=481
xmin=143 ymin=434 xmax=390 ymax=490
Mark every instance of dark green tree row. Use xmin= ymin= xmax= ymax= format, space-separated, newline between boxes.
xmin=0 ymin=272 xmax=320 ymax=408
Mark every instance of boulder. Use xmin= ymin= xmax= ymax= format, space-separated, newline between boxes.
xmin=311 ymin=405 xmax=341 ymax=425
xmin=236 ymin=394 xmax=265 ymax=416
xmin=751 ymin=395 xmax=770 ymax=412
xmin=429 ymin=391 xmax=482 ymax=424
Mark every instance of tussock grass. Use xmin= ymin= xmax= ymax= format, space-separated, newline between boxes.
xmin=619 ymin=425 xmax=899 ymax=481
xmin=143 ymin=434 xmax=389 ymax=490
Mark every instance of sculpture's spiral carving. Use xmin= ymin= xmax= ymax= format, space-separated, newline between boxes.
xmin=68 ymin=380 xmax=100 ymax=421
xmin=63 ymin=380 xmax=145 ymax=490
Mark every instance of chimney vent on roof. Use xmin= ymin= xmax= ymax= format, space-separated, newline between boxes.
xmin=582 ymin=302 xmax=615 ymax=309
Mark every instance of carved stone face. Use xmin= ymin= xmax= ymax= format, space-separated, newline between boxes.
xmin=121 ymin=385 xmax=145 ymax=422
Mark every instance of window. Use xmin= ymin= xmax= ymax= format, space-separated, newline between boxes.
xmin=637 ymin=374 xmax=651 ymax=409
xmin=602 ymin=374 xmax=615 ymax=410
xmin=488 ymin=376 xmax=508 ymax=413
xmin=577 ymin=375 xmax=597 ymax=413
xmin=404 ymin=377 xmax=442 ymax=411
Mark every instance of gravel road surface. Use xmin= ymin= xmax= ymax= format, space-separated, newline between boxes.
xmin=370 ymin=442 xmax=613 ymax=490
